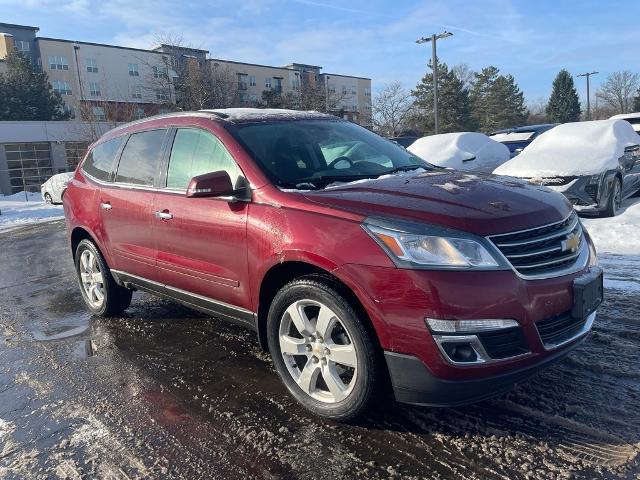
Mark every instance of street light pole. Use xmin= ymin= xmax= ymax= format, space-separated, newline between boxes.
xmin=416 ymin=31 xmax=453 ymax=134
xmin=576 ymin=71 xmax=598 ymax=120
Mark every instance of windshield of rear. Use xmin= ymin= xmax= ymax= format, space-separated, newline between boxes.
xmin=226 ymin=119 xmax=433 ymax=189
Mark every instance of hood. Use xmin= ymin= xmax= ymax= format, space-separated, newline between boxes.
xmin=303 ymin=170 xmax=573 ymax=236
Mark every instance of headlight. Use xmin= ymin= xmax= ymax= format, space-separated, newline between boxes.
xmin=363 ymin=221 xmax=502 ymax=269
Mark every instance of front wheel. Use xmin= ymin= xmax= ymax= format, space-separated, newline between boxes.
xmin=75 ymin=239 xmax=132 ymax=316
xmin=602 ymin=177 xmax=621 ymax=217
xmin=266 ymin=276 xmax=380 ymax=421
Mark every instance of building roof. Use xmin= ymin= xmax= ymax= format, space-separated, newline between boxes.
xmin=35 ymin=37 xmax=168 ymax=55
xmin=0 ymin=23 xmax=39 ymax=32
xmin=209 ymin=57 xmax=294 ymax=73
xmin=321 ymin=72 xmax=371 ymax=81
xmin=152 ymin=44 xmax=209 ymax=54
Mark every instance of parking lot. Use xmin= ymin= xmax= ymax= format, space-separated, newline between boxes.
xmin=0 ymin=220 xmax=639 ymax=479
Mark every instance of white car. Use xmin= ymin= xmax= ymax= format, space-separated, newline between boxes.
xmin=408 ymin=132 xmax=511 ymax=174
xmin=41 ymin=172 xmax=74 ymax=204
xmin=610 ymin=112 xmax=640 ymax=137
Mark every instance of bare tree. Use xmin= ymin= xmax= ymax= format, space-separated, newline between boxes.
xmin=526 ymin=96 xmax=548 ymax=124
xmin=595 ymin=71 xmax=640 ymax=114
xmin=373 ymin=81 xmax=414 ymax=137
xmin=451 ymin=63 xmax=475 ymax=90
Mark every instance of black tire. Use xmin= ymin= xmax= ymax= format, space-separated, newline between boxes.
xmin=44 ymin=192 xmax=52 ymax=204
xmin=602 ymin=177 xmax=621 ymax=217
xmin=266 ymin=275 xmax=380 ymax=421
xmin=74 ymin=239 xmax=132 ymax=316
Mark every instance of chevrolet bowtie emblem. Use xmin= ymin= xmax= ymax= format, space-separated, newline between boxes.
xmin=562 ymin=233 xmax=580 ymax=253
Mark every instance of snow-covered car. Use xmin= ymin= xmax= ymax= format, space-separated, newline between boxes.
xmin=494 ymin=119 xmax=640 ymax=217
xmin=489 ymin=124 xmax=557 ymax=157
xmin=408 ymin=132 xmax=511 ymax=174
xmin=41 ymin=172 xmax=74 ymax=204
xmin=609 ymin=112 xmax=640 ymax=137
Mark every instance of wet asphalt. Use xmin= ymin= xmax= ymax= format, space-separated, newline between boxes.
xmin=0 ymin=220 xmax=639 ymax=479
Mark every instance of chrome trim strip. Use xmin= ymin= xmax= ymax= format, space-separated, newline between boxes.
xmin=433 ymin=334 xmax=530 ymax=366
xmin=505 ymin=244 xmax=562 ymax=259
xmin=538 ymin=311 xmax=596 ymax=351
xmin=493 ymin=215 xmax=579 ymax=248
xmin=110 ymin=269 xmax=254 ymax=317
xmin=512 ymin=245 xmax=583 ymax=270
xmin=490 ymin=211 xmax=575 ymax=239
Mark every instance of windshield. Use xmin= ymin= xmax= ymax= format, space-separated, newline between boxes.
xmin=226 ymin=119 xmax=433 ymax=189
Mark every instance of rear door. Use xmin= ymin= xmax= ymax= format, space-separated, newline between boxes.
xmin=100 ymin=128 xmax=169 ymax=281
xmin=153 ymin=127 xmax=251 ymax=315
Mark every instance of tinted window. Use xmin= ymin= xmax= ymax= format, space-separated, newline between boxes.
xmin=167 ymin=128 xmax=240 ymax=190
xmin=115 ymin=130 xmax=166 ymax=186
xmin=82 ymin=136 xmax=125 ymax=181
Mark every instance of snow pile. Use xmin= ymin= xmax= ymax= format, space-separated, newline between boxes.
xmin=0 ymin=192 xmax=64 ymax=232
xmin=609 ymin=112 xmax=640 ymax=133
xmin=408 ymin=132 xmax=510 ymax=173
xmin=494 ymin=119 xmax=640 ymax=177
xmin=582 ymin=197 xmax=640 ymax=254
xmin=489 ymin=131 xmax=535 ymax=142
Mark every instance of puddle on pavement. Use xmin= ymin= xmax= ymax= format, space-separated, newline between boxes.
xmin=70 ymin=339 xmax=96 ymax=359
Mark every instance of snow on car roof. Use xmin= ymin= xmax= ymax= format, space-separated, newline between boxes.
xmin=610 ymin=112 xmax=640 ymax=120
xmin=200 ymin=108 xmax=333 ymax=122
xmin=494 ymin=119 xmax=640 ymax=177
xmin=407 ymin=132 xmax=510 ymax=170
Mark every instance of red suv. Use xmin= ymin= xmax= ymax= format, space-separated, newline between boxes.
xmin=64 ymin=109 xmax=603 ymax=420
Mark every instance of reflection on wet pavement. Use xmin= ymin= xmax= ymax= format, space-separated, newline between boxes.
xmin=1 ymin=220 xmax=639 ymax=479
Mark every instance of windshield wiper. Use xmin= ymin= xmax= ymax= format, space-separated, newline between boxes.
xmin=278 ymin=174 xmax=382 ymax=190
xmin=383 ymin=165 xmax=426 ymax=174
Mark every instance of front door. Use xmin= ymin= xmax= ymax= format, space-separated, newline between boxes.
xmin=101 ymin=128 xmax=168 ymax=281
xmin=153 ymin=127 xmax=250 ymax=313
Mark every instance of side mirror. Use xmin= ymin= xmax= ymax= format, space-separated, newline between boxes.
xmin=462 ymin=155 xmax=476 ymax=163
xmin=186 ymin=170 xmax=234 ymax=198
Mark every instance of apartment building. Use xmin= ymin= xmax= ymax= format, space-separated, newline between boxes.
xmin=0 ymin=23 xmax=373 ymax=127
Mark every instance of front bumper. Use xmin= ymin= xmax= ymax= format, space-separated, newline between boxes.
xmin=384 ymin=335 xmax=584 ymax=406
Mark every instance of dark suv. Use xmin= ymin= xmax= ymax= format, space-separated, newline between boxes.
xmin=64 ymin=109 xmax=602 ymax=420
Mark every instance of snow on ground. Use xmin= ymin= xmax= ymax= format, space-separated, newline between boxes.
xmin=0 ymin=192 xmax=64 ymax=233
xmin=582 ymin=197 xmax=640 ymax=293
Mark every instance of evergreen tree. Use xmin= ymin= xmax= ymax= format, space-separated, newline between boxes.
xmin=412 ymin=60 xmax=476 ymax=134
xmin=0 ymin=51 xmax=69 ymax=121
xmin=633 ymin=88 xmax=640 ymax=112
xmin=470 ymin=66 xmax=528 ymax=131
xmin=546 ymin=69 xmax=581 ymax=123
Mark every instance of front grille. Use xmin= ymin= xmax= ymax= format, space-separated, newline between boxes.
xmin=489 ymin=212 xmax=584 ymax=277
xmin=535 ymin=311 xmax=588 ymax=348
xmin=477 ymin=327 xmax=529 ymax=359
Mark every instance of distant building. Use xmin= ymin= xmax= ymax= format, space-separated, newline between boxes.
xmin=0 ymin=23 xmax=373 ymax=127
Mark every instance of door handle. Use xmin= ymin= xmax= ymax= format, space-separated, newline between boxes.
xmin=154 ymin=210 xmax=173 ymax=220
xmin=100 ymin=202 xmax=112 ymax=210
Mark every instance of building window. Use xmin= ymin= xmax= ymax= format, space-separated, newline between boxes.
xmin=4 ymin=143 xmax=53 ymax=194
xmin=89 ymin=82 xmax=101 ymax=97
xmin=292 ymin=78 xmax=300 ymax=91
xmin=364 ymin=87 xmax=371 ymax=97
xmin=248 ymin=75 xmax=256 ymax=87
xmin=131 ymin=85 xmax=142 ymax=99
xmin=48 ymin=56 xmax=69 ymax=70
xmin=64 ymin=142 xmax=89 ymax=169
xmin=155 ymin=89 xmax=169 ymax=101
xmin=273 ymin=78 xmax=282 ymax=93
xmin=265 ymin=77 xmax=271 ymax=88
xmin=237 ymin=73 xmax=248 ymax=90
xmin=328 ymin=84 xmax=336 ymax=94
xmin=153 ymin=65 xmax=168 ymax=79
xmin=135 ymin=108 xmax=145 ymax=120
xmin=352 ymin=105 xmax=358 ymax=112
xmin=92 ymin=106 xmax=106 ymax=121
xmin=128 ymin=63 xmax=139 ymax=76
xmin=15 ymin=40 xmax=30 ymax=52
xmin=86 ymin=58 xmax=98 ymax=73
xmin=351 ymin=85 xmax=357 ymax=95
xmin=52 ymin=80 xmax=72 ymax=95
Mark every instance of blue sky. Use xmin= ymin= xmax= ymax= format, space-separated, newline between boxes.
xmin=4 ymin=0 xmax=639 ymax=105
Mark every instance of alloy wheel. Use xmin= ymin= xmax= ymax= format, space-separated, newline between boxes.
xmin=279 ymin=299 xmax=358 ymax=403
xmin=79 ymin=249 xmax=105 ymax=308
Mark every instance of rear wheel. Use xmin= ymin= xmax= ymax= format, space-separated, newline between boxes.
xmin=266 ymin=276 xmax=380 ymax=421
xmin=602 ymin=177 xmax=621 ymax=217
xmin=75 ymin=239 xmax=132 ymax=316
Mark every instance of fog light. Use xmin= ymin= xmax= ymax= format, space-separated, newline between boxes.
xmin=441 ymin=342 xmax=478 ymax=363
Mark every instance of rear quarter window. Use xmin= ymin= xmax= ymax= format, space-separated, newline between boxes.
xmin=81 ymin=136 xmax=126 ymax=181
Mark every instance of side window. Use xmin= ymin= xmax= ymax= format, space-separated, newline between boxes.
xmin=166 ymin=128 xmax=241 ymax=190
xmin=115 ymin=129 xmax=167 ymax=186
xmin=81 ymin=136 xmax=125 ymax=181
